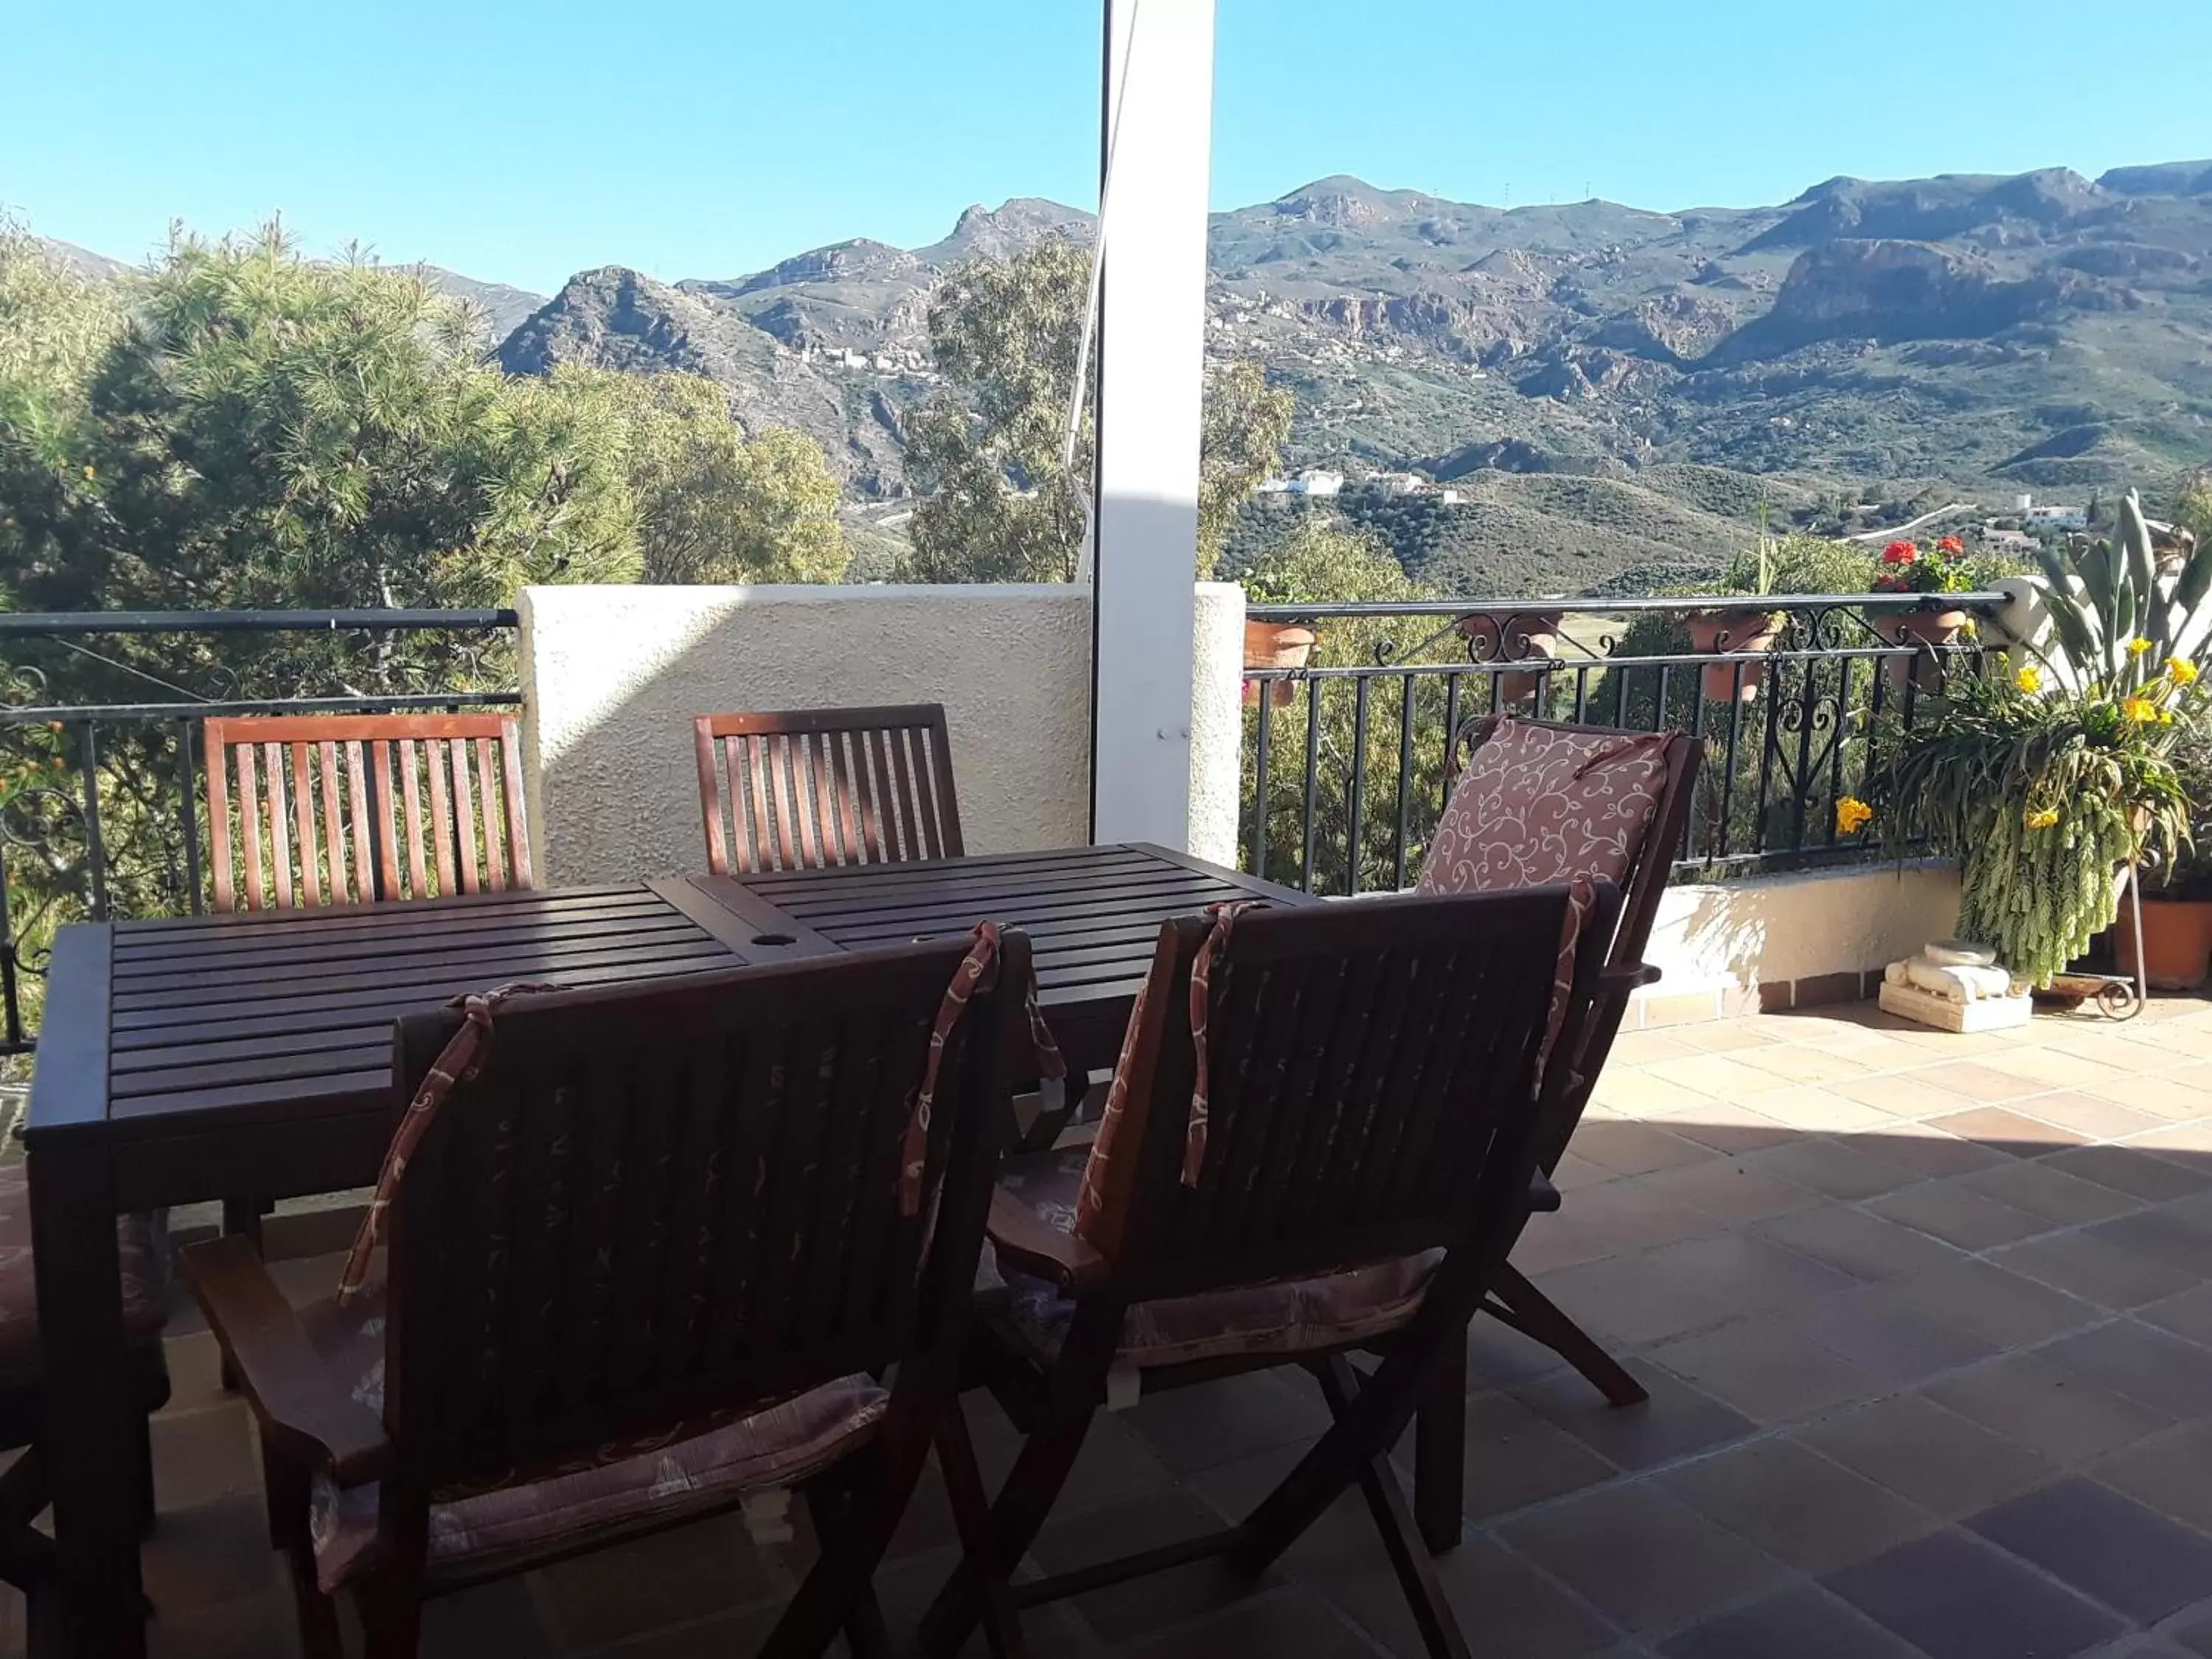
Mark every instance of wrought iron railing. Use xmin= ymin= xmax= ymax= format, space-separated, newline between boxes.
xmin=0 ymin=610 xmax=519 ymax=1054
xmin=1239 ymin=591 xmax=2014 ymax=897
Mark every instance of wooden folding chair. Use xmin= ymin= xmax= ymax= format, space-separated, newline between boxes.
xmin=921 ymin=886 xmax=1620 ymax=1659
xmin=1405 ymin=713 xmax=1701 ymax=1549
xmin=694 ymin=704 xmax=964 ymax=875
xmin=185 ymin=934 xmax=1032 ymax=1659
xmin=203 ymin=712 xmax=533 ymax=911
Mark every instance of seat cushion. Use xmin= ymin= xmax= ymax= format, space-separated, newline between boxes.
xmin=0 ymin=1164 xmax=169 ymax=1385
xmin=299 ymin=1279 xmax=887 ymax=1591
xmin=995 ymin=1152 xmax=1439 ymax=1369
xmin=1417 ymin=717 xmax=1674 ymax=897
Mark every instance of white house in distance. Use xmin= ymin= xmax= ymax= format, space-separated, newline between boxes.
xmin=2017 ymin=495 xmax=2088 ymax=532
xmin=1295 ymin=468 xmax=1345 ymax=498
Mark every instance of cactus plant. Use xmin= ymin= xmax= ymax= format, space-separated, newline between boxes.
xmin=2031 ymin=490 xmax=2212 ymax=692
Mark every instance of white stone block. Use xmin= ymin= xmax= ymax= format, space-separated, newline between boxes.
xmin=1878 ymin=978 xmax=2033 ymax=1032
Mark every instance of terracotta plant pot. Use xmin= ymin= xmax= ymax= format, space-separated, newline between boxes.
xmin=1242 ymin=620 xmax=1316 ymax=708
xmin=1874 ymin=607 xmax=1971 ymax=694
xmin=1686 ymin=608 xmax=1779 ymax=702
xmin=2112 ymin=897 xmax=2212 ymax=990
xmin=1455 ymin=609 xmax=1563 ymax=704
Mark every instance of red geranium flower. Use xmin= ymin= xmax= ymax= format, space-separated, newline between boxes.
xmin=1937 ymin=535 xmax=1964 ymax=555
xmin=1882 ymin=540 xmax=1918 ymax=565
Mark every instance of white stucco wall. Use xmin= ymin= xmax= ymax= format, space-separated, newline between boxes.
xmin=1188 ymin=582 xmax=1248 ymax=866
xmin=520 ymin=583 xmax=1245 ymax=886
xmin=1635 ymin=859 xmax=1962 ymax=1009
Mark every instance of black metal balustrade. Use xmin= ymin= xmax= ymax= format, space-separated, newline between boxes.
xmin=0 ymin=610 xmax=519 ymax=1054
xmin=1239 ymin=591 xmax=2015 ymax=897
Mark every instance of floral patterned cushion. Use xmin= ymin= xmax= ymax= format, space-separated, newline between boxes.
xmin=1417 ymin=717 xmax=1674 ymax=897
xmin=995 ymin=1152 xmax=1439 ymax=1368
xmin=298 ymin=1275 xmax=888 ymax=1591
xmin=0 ymin=1164 xmax=169 ymax=1385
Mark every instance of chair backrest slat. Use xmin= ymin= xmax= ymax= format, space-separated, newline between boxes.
xmin=695 ymin=705 xmax=964 ymax=876
xmin=1110 ymin=889 xmax=1616 ymax=1301
xmin=383 ymin=937 xmax=1019 ymax=1492
xmin=201 ymin=714 xmax=532 ymax=911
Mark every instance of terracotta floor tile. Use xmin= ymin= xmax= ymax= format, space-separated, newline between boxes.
xmin=2140 ymin=1284 xmax=2212 ymax=1349
xmin=2051 ymin=1144 xmax=2212 ymax=1200
xmin=1630 ymin=1159 xmax=1822 ymax=1225
xmin=1568 ymin=1120 xmax=1721 ymax=1177
xmin=1791 ymin=1285 xmax=2002 ymax=1386
xmin=1824 ymin=1528 xmax=2122 ymax=1659
xmin=1510 ymin=1360 xmax=1759 ymax=1473
xmin=1731 ymin=1045 xmax=1884 ymax=1086
xmin=1747 ymin=1138 xmax=1916 ymax=1202
xmin=1865 ymin=1180 xmax=2056 ymax=1252
xmin=2018 ymin=1092 xmax=2171 ymax=1141
xmin=1928 ymin=1106 xmax=2090 ymax=1155
xmin=1498 ymin=1482 xmax=1788 ymax=1634
xmin=1922 ymin=1352 xmax=2175 ymax=1465
xmin=1556 ymin=1179 xmax=1725 ymax=1251
xmin=1993 ymin=1229 xmax=2207 ymax=1311
xmin=1609 ymin=1030 xmax=1702 ymax=1065
xmin=1639 ymin=1054 xmax=1796 ymax=1099
xmin=1428 ymin=1390 xmax=1621 ymax=1521
xmin=1969 ymin=1476 xmax=2212 ymax=1624
xmin=1590 ymin=1069 xmax=1705 ymax=1115
xmin=1657 ymin=1437 xmax=1939 ymax=1572
xmin=1912 ymin=1061 xmax=2053 ymax=1102
xmin=2087 ymin=1067 xmax=2212 ymax=1120
xmin=1745 ymin=1088 xmax=1897 ymax=1135
xmin=1528 ymin=1253 xmax=1737 ymax=1347
xmin=1849 ymin=1120 xmax=2011 ymax=1180
xmin=2127 ymin=1119 xmax=2212 ymax=1158
xmin=1828 ymin=1072 xmax=1989 ymax=1121
xmin=1512 ymin=1209 xmax=1630 ymax=1276
xmin=2093 ymin=1421 xmax=2212 ymax=1535
xmin=2039 ymin=1321 xmax=2212 ymax=1420
xmin=1658 ymin=1102 xmax=1804 ymax=1156
xmin=1658 ymin=1583 xmax=1924 ymax=1659
xmin=1551 ymin=1150 xmax=1621 ymax=1192
xmin=1885 ymin=1257 xmax=2102 ymax=1349
xmin=1957 ymin=1158 xmax=2146 ymax=1226
xmin=1649 ymin=1319 xmax=1883 ymax=1424
xmin=1667 ymin=1023 xmax=1783 ymax=1056
xmin=1978 ymin=1046 xmax=2136 ymax=1089
xmin=1800 ymin=1394 xmax=2059 ymax=1516
xmin=1753 ymin=1203 xmax=1966 ymax=1282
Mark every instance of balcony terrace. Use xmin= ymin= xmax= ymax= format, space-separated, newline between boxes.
xmin=35 ymin=992 xmax=2212 ymax=1659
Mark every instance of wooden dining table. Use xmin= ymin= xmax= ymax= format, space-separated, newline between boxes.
xmin=24 ymin=841 xmax=1304 ymax=1655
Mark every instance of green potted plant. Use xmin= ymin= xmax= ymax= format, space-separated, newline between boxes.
xmin=1856 ymin=492 xmax=2212 ymax=989
xmin=1871 ymin=534 xmax=1975 ymax=647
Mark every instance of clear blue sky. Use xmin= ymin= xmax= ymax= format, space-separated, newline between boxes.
xmin=6 ymin=0 xmax=2209 ymax=296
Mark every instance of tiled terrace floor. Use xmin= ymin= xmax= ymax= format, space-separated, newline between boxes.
xmin=22 ymin=995 xmax=2212 ymax=1659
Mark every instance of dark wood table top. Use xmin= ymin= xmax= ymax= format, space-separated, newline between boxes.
xmin=686 ymin=841 xmax=1311 ymax=1072
xmin=26 ymin=878 xmax=811 ymax=1160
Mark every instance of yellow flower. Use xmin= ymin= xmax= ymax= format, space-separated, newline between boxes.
xmin=2171 ymin=657 xmax=2200 ymax=686
xmin=1835 ymin=796 xmax=1874 ymax=835
xmin=81 ymin=465 xmax=94 ymax=481
xmin=1959 ymin=617 xmax=1979 ymax=639
xmin=2161 ymin=709 xmax=2177 ymax=725
xmin=2014 ymin=666 xmax=2042 ymax=694
xmin=2129 ymin=636 xmax=2153 ymax=656
xmin=2123 ymin=696 xmax=2157 ymax=723
xmin=2024 ymin=806 xmax=2061 ymax=830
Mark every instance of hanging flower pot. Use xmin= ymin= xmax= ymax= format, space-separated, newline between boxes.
xmin=1873 ymin=606 xmax=1972 ymax=694
xmin=1455 ymin=609 xmax=1564 ymax=703
xmin=1242 ymin=620 xmax=1316 ymax=708
xmin=1686 ymin=608 xmax=1779 ymax=702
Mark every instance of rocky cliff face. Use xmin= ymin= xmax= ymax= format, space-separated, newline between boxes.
xmin=487 ymin=156 xmax=2212 ymax=496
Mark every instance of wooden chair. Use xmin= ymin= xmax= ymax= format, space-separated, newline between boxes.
xmin=922 ymin=886 xmax=1620 ymax=1659
xmin=184 ymin=934 xmax=1032 ymax=1659
xmin=1405 ymin=713 xmax=1701 ymax=1550
xmin=0 ymin=1168 xmax=170 ymax=1639
xmin=694 ymin=705 xmax=963 ymax=876
xmin=203 ymin=713 xmax=533 ymax=912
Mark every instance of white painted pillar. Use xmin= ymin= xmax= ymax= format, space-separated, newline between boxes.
xmin=1089 ymin=0 xmax=1217 ymax=848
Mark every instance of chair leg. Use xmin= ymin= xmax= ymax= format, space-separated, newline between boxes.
xmin=1413 ymin=1340 xmax=1467 ymax=1554
xmin=1016 ymin=1071 xmax=1091 ymax=1155
xmin=934 ymin=1398 xmax=1028 ymax=1659
xmin=360 ymin=1579 xmax=423 ymax=1659
xmin=764 ymin=1413 xmax=936 ymax=1659
xmin=799 ymin=1481 xmax=894 ymax=1659
xmin=218 ymin=1197 xmax=268 ymax=1394
xmin=917 ymin=1388 xmax=1099 ymax=1659
xmin=1488 ymin=1264 xmax=1647 ymax=1407
xmin=129 ymin=1409 xmax=158 ymax=1538
xmin=286 ymin=1548 xmax=344 ymax=1659
xmin=1316 ymin=1357 xmax=1472 ymax=1659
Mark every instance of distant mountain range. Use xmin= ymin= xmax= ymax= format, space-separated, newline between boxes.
xmin=35 ymin=159 xmax=2212 ymax=588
